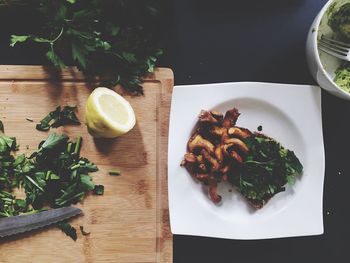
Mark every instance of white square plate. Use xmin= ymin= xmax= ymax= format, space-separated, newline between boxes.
xmin=168 ymin=82 xmax=324 ymax=240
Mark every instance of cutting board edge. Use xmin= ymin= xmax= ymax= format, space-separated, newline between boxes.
xmin=0 ymin=65 xmax=173 ymax=83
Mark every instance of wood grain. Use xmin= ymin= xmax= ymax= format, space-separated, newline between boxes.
xmin=0 ymin=66 xmax=173 ymax=263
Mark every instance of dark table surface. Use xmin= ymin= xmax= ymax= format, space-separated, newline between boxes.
xmin=2 ymin=0 xmax=350 ymax=262
xmin=162 ymin=1 xmax=350 ymax=262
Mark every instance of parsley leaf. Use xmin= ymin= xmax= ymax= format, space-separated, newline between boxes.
xmin=93 ymin=185 xmax=104 ymax=195
xmin=39 ymin=133 xmax=68 ymax=151
xmin=10 ymin=35 xmax=30 ymax=47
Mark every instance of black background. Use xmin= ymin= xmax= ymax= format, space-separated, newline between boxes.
xmin=2 ymin=0 xmax=350 ymax=262
xmin=162 ymin=1 xmax=350 ymax=262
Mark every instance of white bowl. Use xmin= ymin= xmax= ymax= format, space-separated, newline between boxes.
xmin=306 ymin=0 xmax=350 ymax=100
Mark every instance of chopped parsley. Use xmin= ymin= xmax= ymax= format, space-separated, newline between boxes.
xmin=0 ymin=128 xmax=103 ymax=239
xmin=109 ymin=168 xmax=121 ymax=176
xmin=36 ymin=106 xmax=80 ymax=131
xmin=58 ymin=221 xmax=77 ymax=241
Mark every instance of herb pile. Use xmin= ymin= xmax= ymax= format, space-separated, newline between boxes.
xmin=0 ymin=123 xmax=103 ymax=238
xmin=3 ymin=0 xmax=163 ymax=94
xmin=229 ymin=135 xmax=303 ymax=208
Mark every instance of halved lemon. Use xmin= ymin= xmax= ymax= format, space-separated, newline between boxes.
xmin=85 ymin=87 xmax=136 ymax=138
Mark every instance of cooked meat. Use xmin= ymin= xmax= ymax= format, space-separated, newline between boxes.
xmin=222 ymin=108 xmax=240 ymax=128
xmin=199 ymin=110 xmax=220 ymax=124
xmin=228 ymin=126 xmax=252 ymax=139
xmin=188 ymin=134 xmax=215 ymax=154
xmin=223 ymin=138 xmax=249 ymax=154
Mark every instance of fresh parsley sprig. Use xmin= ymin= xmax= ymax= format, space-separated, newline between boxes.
xmin=4 ymin=0 xmax=163 ymax=94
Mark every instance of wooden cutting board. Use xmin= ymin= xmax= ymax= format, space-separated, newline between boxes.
xmin=0 ymin=66 xmax=173 ymax=263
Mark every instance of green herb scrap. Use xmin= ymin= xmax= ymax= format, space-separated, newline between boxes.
xmin=0 ymin=191 xmax=28 ymax=217
xmin=0 ymin=132 xmax=26 ymax=217
xmin=0 ymin=133 xmax=17 ymax=197
xmin=93 ymin=185 xmax=104 ymax=195
xmin=109 ymin=168 xmax=121 ymax=176
xmin=36 ymin=106 xmax=80 ymax=131
xmin=57 ymin=221 xmax=77 ymax=241
xmin=0 ymin=120 xmax=4 ymax=133
xmin=5 ymin=0 xmax=164 ymax=94
xmin=229 ymin=135 xmax=303 ymax=208
xmin=79 ymin=225 xmax=90 ymax=236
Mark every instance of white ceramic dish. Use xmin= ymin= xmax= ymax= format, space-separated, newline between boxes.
xmin=168 ymin=82 xmax=324 ymax=240
xmin=306 ymin=0 xmax=350 ymax=100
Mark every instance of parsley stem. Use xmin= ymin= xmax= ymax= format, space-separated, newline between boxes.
xmin=50 ymin=27 xmax=64 ymax=44
xmin=0 ymin=191 xmax=12 ymax=198
xmin=67 ymin=142 xmax=73 ymax=153
xmin=244 ymin=160 xmax=275 ymax=165
xmin=0 ymin=212 xmax=9 ymax=217
xmin=73 ymin=136 xmax=82 ymax=156
xmin=19 ymin=209 xmax=40 ymax=216
xmin=45 ymin=170 xmax=52 ymax=180
xmin=70 ymin=164 xmax=80 ymax=170
xmin=25 ymin=175 xmax=44 ymax=192
xmin=109 ymin=168 xmax=121 ymax=176
xmin=56 ymin=192 xmax=85 ymax=207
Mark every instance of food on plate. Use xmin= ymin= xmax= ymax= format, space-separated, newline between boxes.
xmin=327 ymin=3 xmax=350 ymax=92
xmin=85 ymin=87 xmax=136 ymax=138
xmin=181 ymin=108 xmax=303 ymax=209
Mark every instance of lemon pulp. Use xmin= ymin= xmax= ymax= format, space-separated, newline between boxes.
xmin=99 ymin=94 xmax=129 ymax=125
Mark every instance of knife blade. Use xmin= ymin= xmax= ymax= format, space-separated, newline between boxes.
xmin=0 ymin=206 xmax=82 ymax=238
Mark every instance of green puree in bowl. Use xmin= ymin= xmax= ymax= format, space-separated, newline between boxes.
xmin=328 ymin=3 xmax=350 ymax=92
xmin=334 ymin=66 xmax=350 ymax=93
xmin=329 ymin=3 xmax=350 ymax=41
